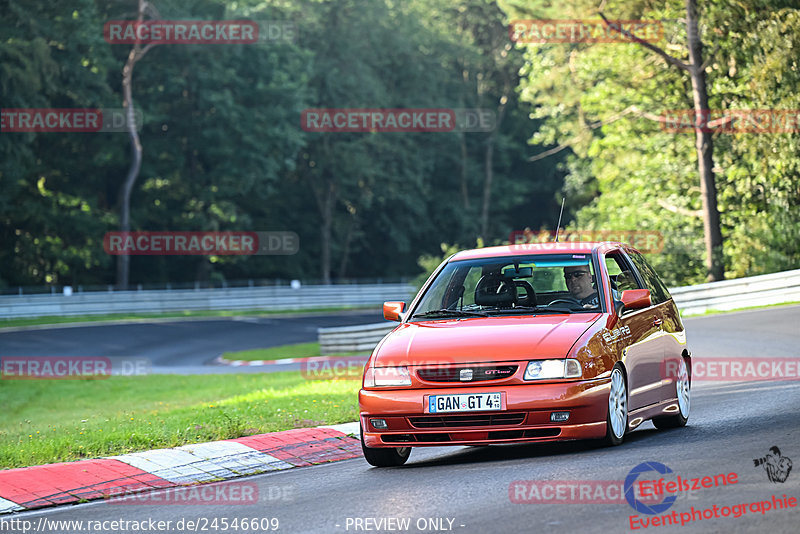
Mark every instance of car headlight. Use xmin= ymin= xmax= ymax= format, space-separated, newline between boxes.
xmin=363 ymin=366 xmax=412 ymax=387
xmin=524 ymin=359 xmax=582 ymax=380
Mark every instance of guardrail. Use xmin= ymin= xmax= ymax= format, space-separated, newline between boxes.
xmin=318 ymin=322 xmax=397 ymax=355
xmin=670 ymin=268 xmax=800 ymax=315
xmin=316 ymin=269 xmax=800 ymax=354
xmin=0 ymin=283 xmax=416 ymax=319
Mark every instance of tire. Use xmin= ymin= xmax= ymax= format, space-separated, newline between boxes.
xmin=653 ymin=357 xmax=690 ymax=429
xmin=360 ymin=425 xmax=411 ymax=467
xmin=602 ymin=365 xmax=628 ymax=446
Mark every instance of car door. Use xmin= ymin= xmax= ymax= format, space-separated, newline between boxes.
xmin=605 ymin=250 xmax=664 ymax=411
xmin=624 ymin=249 xmax=673 ymax=405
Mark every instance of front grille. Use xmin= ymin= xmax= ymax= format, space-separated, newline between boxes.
xmin=417 ymin=365 xmax=517 ymax=382
xmin=408 ymin=412 xmax=525 ymax=428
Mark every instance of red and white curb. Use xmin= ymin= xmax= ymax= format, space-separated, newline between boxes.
xmin=0 ymin=422 xmax=360 ymax=514
xmin=214 ymin=355 xmax=368 ymax=367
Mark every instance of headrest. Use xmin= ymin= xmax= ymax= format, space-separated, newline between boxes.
xmin=474 ymin=275 xmax=516 ymax=308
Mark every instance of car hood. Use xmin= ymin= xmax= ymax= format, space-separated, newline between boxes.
xmin=373 ymin=314 xmax=601 ymax=367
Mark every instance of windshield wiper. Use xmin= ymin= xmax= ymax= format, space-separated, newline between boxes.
xmin=413 ymin=309 xmax=489 ymax=319
xmin=485 ymin=306 xmax=543 ymax=314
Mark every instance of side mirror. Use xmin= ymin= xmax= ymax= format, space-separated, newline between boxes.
xmin=383 ymin=301 xmax=406 ymax=322
xmin=620 ymin=289 xmax=651 ymax=311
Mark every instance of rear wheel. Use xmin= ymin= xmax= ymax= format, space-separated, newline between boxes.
xmin=603 ymin=365 xmax=628 ymax=446
xmin=653 ymin=357 xmax=690 ymax=429
xmin=360 ymin=425 xmax=411 ymax=467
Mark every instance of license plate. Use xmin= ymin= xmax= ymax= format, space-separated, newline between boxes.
xmin=427 ymin=393 xmax=503 ymax=413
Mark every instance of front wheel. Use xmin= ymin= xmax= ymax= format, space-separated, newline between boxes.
xmin=361 ymin=425 xmax=411 ymax=467
xmin=653 ymin=357 xmax=690 ymax=429
xmin=602 ymin=365 xmax=628 ymax=446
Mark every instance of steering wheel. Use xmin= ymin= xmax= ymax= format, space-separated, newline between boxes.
xmin=546 ymin=297 xmax=580 ymax=307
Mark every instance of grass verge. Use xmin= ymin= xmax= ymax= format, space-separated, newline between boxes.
xmin=0 ymin=306 xmax=372 ymax=330
xmin=0 ymin=372 xmax=360 ymax=469
xmin=221 ymin=342 xmax=368 ymax=362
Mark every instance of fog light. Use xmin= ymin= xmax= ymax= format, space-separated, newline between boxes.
xmin=550 ymin=411 xmax=570 ymax=422
xmin=370 ymin=418 xmax=388 ymax=429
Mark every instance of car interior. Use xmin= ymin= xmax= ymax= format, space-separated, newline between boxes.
xmin=439 ymin=259 xmax=602 ymax=313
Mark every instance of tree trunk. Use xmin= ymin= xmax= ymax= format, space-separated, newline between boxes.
xmin=685 ymin=0 xmax=724 ymax=281
xmin=115 ymin=0 xmax=155 ymax=289
xmin=337 ymin=215 xmax=356 ymax=279
xmin=480 ymin=141 xmax=494 ymax=240
xmin=460 ymin=132 xmax=470 ymax=210
xmin=479 ymin=89 xmax=509 ymax=241
xmin=116 ymin=63 xmax=143 ymax=289
xmin=318 ymin=181 xmax=335 ymax=284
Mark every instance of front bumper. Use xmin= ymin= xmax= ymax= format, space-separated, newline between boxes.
xmin=360 ymin=377 xmax=610 ymax=447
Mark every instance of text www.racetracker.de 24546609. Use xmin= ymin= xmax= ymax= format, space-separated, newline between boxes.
xmin=0 ymin=516 xmax=279 ymax=533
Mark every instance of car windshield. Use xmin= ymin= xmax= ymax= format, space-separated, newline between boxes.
xmin=410 ymin=254 xmax=601 ymax=320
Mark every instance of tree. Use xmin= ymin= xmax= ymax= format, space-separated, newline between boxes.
xmin=504 ymin=0 xmax=800 ymax=285
xmin=116 ymin=0 xmax=159 ymax=288
xmin=599 ymin=0 xmax=723 ymax=281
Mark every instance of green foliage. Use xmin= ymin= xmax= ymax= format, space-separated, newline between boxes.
xmin=2 ymin=0 xmax=796 ymax=289
xmin=503 ymin=0 xmax=800 ymax=284
xmin=413 ymin=239 xmax=485 ymax=290
xmin=1 ymin=0 xmax=562 ymax=288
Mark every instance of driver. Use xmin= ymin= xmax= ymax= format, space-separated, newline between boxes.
xmin=563 ymin=265 xmax=599 ymax=308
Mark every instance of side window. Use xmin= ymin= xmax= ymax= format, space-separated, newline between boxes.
xmin=605 ymin=251 xmax=642 ymax=301
xmin=627 ymin=251 xmax=671 ymax=305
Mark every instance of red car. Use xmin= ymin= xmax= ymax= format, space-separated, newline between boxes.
xmin=359 ymin=242 xmax=691 ymax=466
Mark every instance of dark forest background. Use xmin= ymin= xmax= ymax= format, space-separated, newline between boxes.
xmin=2 ymin=0 xmax=798 ymax=290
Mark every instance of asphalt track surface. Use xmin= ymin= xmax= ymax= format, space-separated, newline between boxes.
xmin=0 ymin=310 xmax=384 ymax=374
xmin=5 ymin=305 xmax=800 ymax=533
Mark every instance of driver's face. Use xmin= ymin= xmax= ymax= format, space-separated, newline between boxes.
xmin=564 ymin=266 xmax=593 ymax=299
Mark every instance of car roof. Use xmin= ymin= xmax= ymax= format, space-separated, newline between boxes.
xmin=450 ymin=242 xmax=624 ymax=261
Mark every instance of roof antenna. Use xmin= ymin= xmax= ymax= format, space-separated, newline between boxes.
xmin=554 ymin=197 xmax=565 ymax=243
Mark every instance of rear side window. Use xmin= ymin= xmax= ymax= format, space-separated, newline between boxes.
xmin=627 ymin=250 xmax=671 ymax=305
